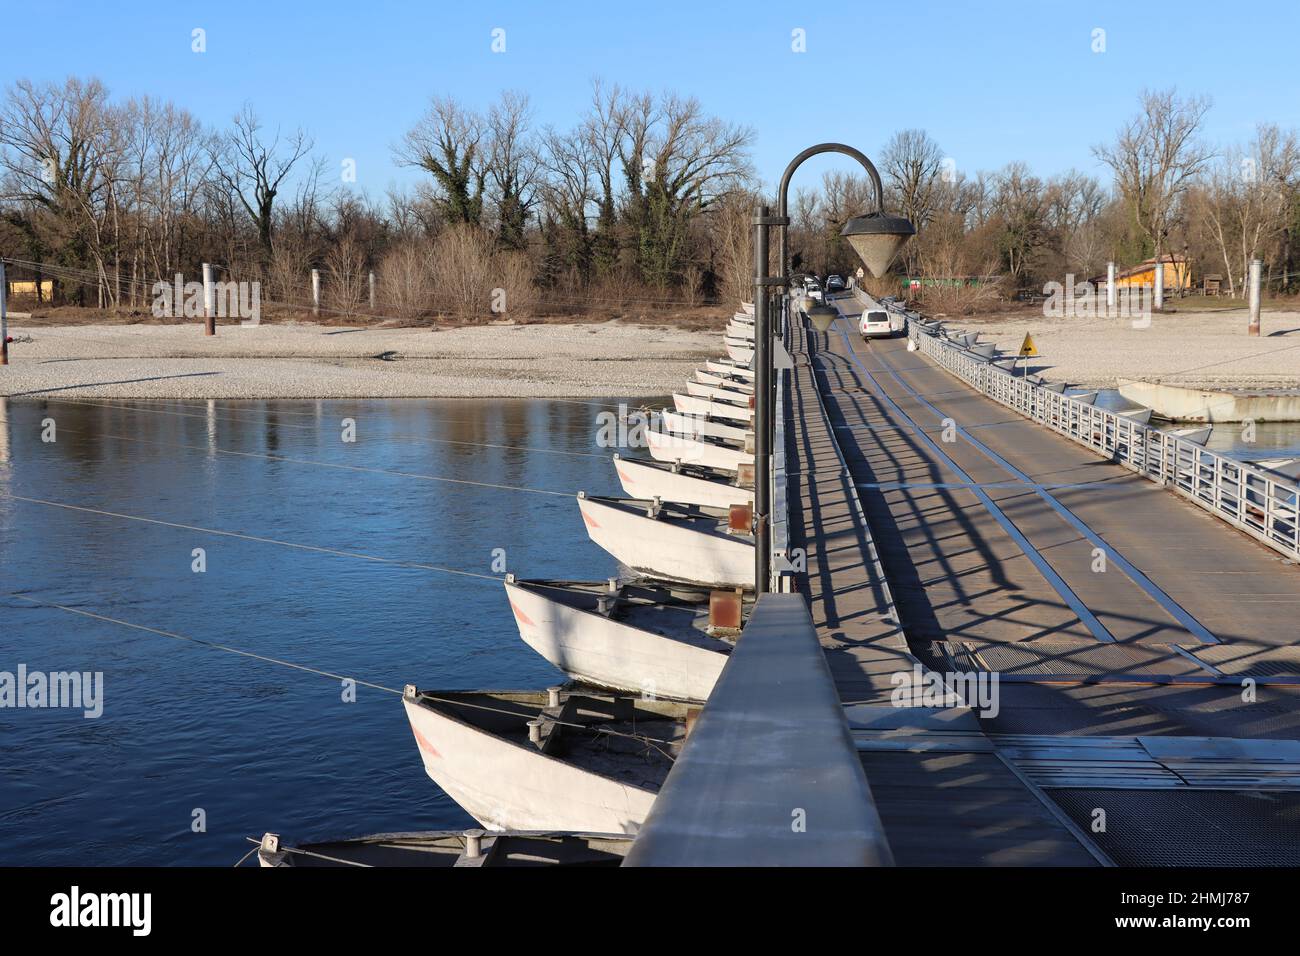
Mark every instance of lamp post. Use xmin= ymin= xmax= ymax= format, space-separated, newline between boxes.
xmin=752 ymin=143 xmax=914 ymax=593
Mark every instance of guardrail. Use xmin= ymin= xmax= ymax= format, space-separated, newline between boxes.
xmin=622 ymin=592 xmax=894 ymax=867
xmin=900 ymin=308 xmax=1300 ymax=563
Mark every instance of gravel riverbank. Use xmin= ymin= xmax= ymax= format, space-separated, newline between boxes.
xmin=955 ymin=308 xmax=1300 ymax=390
xmin=0 ymin=321 xmax=722 ymax=398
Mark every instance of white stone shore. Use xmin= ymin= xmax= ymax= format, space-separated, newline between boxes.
xmin=0 ymin=321 xmax=722 ymax=398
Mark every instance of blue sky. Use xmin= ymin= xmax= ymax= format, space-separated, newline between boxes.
xmin=5 ymin=0 xmax=1298 ymax=198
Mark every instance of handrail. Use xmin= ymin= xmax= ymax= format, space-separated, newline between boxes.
xmin=622 ymin=592 xmax=894 ymax=867
xmin=897 ymin=303 xmax=1300 ymax=562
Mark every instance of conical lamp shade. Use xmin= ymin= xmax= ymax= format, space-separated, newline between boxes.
xmin=807 ymin=305 xmax=837 ymax=332
xmin=841 ymin=212 xmax=916 ymax=278
xmin=846 ymin=232 xmax=910 ymax=278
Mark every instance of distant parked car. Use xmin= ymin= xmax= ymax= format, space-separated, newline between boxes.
xmin=826 ymin=275 xmax=845 ymax=292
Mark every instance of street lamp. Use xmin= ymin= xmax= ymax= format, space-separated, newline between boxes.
xmin=751 ymin=143 xmax=913 ymax=593
xmin=805 ymin=303 xmax=838 ymax=333
xmin=841 ymin=211 xmax=916 ymax=279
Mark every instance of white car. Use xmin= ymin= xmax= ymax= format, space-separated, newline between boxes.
xmin=860 ymin=308 xmax=905 ymax=339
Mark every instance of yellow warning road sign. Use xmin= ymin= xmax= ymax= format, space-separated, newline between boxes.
xmin=1017 ymin=333 xmax=1039 ymax=357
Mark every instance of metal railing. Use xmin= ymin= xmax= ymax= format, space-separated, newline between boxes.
xmin=902 ymin=311 xmax=1300 ymax=562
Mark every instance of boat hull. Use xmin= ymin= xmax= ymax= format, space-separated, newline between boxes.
xmin=694 ymin=369 xmax=754 ymax=393
xmin=706 ymin=360 xmax=754 ymax=380
xmin=726 ymin=342 xmax=755 ymax=363
xmin=661 ymin=409 xmax=750 ymax=442
xmin=402 ymin=695 xmax=658 ymax=834
xmin=685 ymin=380 xmax=753 ymax=404
xmin=577 ymin=495 xmax=755 ymax=588
xmin=505 ymin=580 xmax=728 ymax=702
xmin=646 ymin=428 xmax=751 ymax=472
xmin=612 ymin=455 xmax=753 ymax=508
xmin=673 ymin=392 xmax=751 ymax=422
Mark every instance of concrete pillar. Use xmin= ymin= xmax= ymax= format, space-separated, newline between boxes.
xmin=368 ymin=270 xmax=376 ymax=311
xmin=1248 ymin=258 xmax=1262 ymax=337
xmin=1106 ymin=261 xmax=1116 ymax=311
xmin=1153 ymin=261 xmax=1165 ymax=311
xmin=311 ymin=268 xmax=321 ymax=316
xmin=202 ymin=262 xmax=215 ymax=336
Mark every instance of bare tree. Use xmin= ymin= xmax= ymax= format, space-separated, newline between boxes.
xmin=0 ymin=76 xmax=123 ymax=304
xmin=396 ymin=96 xmax=485 ymax=226
xmin=881 ymin=129 xmax=945 ymax=273
xmin=212 ymin=104 xmax=313 ymax=259
xmin=1094 ymin=88 xmax=1212 ymax=260
xmin=1193 ymin=124 xmax=1296 ymax=295
xmin=484 ymin=91 xmax=539 ymax=249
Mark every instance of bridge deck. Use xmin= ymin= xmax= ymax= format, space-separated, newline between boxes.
xmin=784 ymin=315 xmax=1103 ymax=865
xmin=790 ymin=301 xmax=1300 ymax=733
xmin=783 ymin=301 xmax=1300 ymax=864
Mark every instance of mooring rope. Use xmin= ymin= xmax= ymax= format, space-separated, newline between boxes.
xmin=7 ymin=593 xmax=406 ymax=695
xmin=0 ymin=492 xmax=504 ymax=582
xmin=9 ymin=590 xmax=681 ymax=752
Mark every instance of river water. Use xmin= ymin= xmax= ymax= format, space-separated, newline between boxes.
xmin=2 ymin=395 xmax=1298 ymax=866
xmin=0 ymin=397 xmax=628 ymax=865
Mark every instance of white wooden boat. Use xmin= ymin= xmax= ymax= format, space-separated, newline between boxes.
xmin=661 ymin=409 xmax=751 ymax=443
xmin=402 ymin=686 xmax=689 ymax=833
xmin=254 ymin=829 xmax=632 ymax=867
xmin=505 ymin=576 xmax=745 ymax=702
xmin=612 ymin=454 xmax=754 ymax=508
xmin=725 ymin=321 xmax=755 ymax=341
xmin=646 ymin=427 xmax=752 ymax=472
xmin=673 ymin=392 xmax=752 ymax=422
xmin=740 ymin=301 xmax=755 ymax=316
xmin=1116 ymin=407 xmax=1153 ymax=425
xmin=694 ymin=368 xmax=754 ymax=393
xmin=706 ymin=359 xmax=754 ymax=380
xmin=685 ymin=380 xmax=753 ymax=405
xmin=1170 ymin=424 xmax=1212 ymax=445
xmin=731 ymin=312 xmax=754 ymax=325
xmin=576 ymin=493 xmax=755 ymax=588
xmin=725 ymin=341 xmax=754 ymax=364
xmin=1069 ymin=390 xmax=1099 ymax=405
xmin=1254 ymin=457 xmax=1300 ymax=481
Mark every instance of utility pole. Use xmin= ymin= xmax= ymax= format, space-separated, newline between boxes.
xmin=753 ymin=205 xmax=771 ymax=593
xmin=369 ymin=271 xmax=376 ymax=311
xmin=312 ymin=269 xmax=321 ymax=316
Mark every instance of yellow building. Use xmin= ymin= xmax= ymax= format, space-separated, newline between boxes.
xmin=6 ymin=279 xmax=54 ymax=298
xmin=1107 ymin=254 xmax=1191 ymax=290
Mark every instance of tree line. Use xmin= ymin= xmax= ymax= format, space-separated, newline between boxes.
xmin=1 ymin=78 xmax=1297 ymax=320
